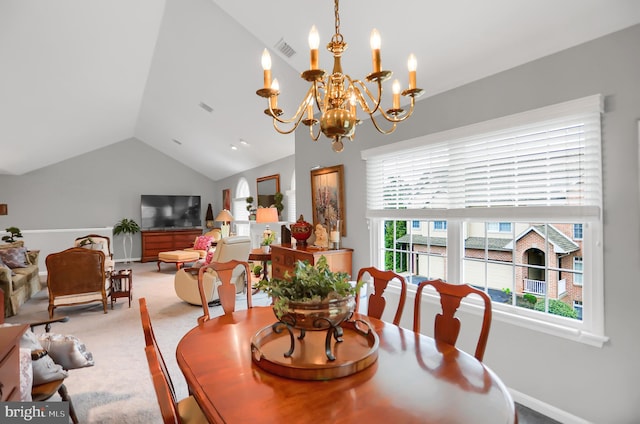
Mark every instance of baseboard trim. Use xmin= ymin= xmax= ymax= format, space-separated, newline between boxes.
xmin=509 ymin=387 xmax=593 ymax=424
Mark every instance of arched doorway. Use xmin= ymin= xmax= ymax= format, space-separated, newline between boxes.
xmin=526 ymin=248 xmax=545 ymax=281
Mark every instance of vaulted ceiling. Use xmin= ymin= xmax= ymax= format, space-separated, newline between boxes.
xmin=2 ymin=0 xmax=639 ymax=180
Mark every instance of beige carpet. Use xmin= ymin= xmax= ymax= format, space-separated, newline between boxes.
xmin=5 ymin=261 xmax=271 ymax=423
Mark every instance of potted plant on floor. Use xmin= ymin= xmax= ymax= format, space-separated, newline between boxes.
xmin=255 ymin=256 xmax=363 ymax=329
xmin=113 ymin=218 xmax=140 ymax=264
xmin=253 ymin=264 xmax=263 ymax=278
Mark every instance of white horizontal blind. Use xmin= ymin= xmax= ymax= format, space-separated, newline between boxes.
xmin=363 ymin=95 xmax=602 ymax=216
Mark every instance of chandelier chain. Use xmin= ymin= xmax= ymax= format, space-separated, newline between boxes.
xmin=332 ymin=0 xmax=343 ymax=44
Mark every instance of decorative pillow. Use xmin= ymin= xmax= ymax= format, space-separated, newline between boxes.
xmin=204 ymin=248 xmax=215 ymax=265
xmin=193 ymin=236 xmax=213 ymax=251
xmin=81 ymin=242 xmax=104 ymax=251
xmin=18 ymin=329 xmax=68 ymax=385
xmin=38 ymin=333 xmax=94 ymax=370
xmin=0 ymin=256 xmax=15 ymax=275
xmin=0 ymin=247 xmax=29 ymax=268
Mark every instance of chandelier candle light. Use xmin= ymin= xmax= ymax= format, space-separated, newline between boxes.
xmin=257 ymin=0 xmax=423 ymax=153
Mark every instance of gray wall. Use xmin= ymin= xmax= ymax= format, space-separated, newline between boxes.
xmin=0 ymin=138 xmax=216 ymax=260
xmin=294 ymin=24 xmax=640 ymax=423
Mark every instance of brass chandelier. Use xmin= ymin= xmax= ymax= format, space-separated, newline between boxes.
xmin=256 ymin=0 xmax=424 ymax=152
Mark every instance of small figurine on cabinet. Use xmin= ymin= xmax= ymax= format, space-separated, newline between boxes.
xmin=313 ymin=224 xmax=329 ymax=248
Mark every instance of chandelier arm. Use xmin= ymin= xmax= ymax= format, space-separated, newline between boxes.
xmin=313 ymin=81 xmax=325 ymax=113
xmin=308 ymin=121 xmax=322 ymax=141
xmin=369 ymin=113 xmax=399 ymax=135
xmin=271 ymin=115 xmax=305 ymax=135
xmin=377 ymin=97 xmax=417 ymax=123
xmin=350 ymin=78 xmax=383 ymax=115
xmin=268 ymin=87 xmax=315 ymax=125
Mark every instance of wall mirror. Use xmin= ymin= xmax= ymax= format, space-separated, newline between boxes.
xmin=256 ymin=174 xmax=280 ymax=208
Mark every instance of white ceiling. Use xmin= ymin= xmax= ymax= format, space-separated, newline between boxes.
xmin=2 ymin=0 xmax=639 ymax=180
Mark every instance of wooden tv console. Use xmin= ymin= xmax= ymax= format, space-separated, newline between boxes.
xmin=140 ymin=229 xmax=202 ymax=262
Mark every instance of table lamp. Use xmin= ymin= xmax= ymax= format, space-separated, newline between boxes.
xmin=256 ymin=207 xmax=278 ymax=244
xmin=215 ymin=209 xmax=234 ymax=238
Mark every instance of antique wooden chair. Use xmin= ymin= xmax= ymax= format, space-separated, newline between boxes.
xmin=138 ymin=298 xmax=207 ymax=424
xmin=355 ymin=267 xmax=407 ymax=326
xmin=197 ymin=260 xmax=252 ymax=323
xmin=413 ymin=279 xmax=492 ymax=361
xmin=45 ymin=247 xmax=108 ymax=318
xmin=74 ymin=234 xmax=115 ymax=272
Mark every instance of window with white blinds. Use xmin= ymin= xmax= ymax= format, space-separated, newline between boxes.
xmin=361 ymin=95 xmax=607 ymax=346
xmin=362 ymin=95 xmax=603 ymax=219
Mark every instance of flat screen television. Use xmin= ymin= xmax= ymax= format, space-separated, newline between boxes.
xmin=140 ymin=195 xmax=202 ymax=229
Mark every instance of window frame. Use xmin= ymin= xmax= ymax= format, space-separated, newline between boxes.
xmin=363 ymin=95 xmax=607 ymax=347
xmin=573 ymin=257 xmax=583 ymax=286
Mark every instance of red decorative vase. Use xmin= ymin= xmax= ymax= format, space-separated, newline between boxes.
xmin=291 ymin=215 xmax=313 ymax=246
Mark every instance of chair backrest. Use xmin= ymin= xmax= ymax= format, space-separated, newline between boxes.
xmin=209 ymin=236 xmax=251 ymax=263
xmin=413 ymin=279 xmax=492 ymax=361
xmin=198 ymin=260 xmax=252 ymax=322
xmin=74 ymin=234 xmax=112 ymax=257
xmin=139 ymin=298 xmax=179 ymax=424
xmin=46 ymin=248 xmax=106 ymax=297
xmin=204 ymin=228 xmax=222 ymax=242
xmin=356 ymin=267 xmax=407 ymax=325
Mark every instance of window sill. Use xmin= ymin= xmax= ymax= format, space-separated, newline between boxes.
xmin=386 ymin=283 xmax=609 ymax=348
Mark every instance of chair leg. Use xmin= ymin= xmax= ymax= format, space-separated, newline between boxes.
xmin=57 ymin=383 xmax=79 ymax=424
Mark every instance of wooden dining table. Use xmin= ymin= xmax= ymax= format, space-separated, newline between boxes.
xmin=176 ymin=306 xmax=517 ymax=424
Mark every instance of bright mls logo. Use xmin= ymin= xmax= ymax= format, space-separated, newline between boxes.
xmin=2 ymin=402 xmax=68 ymax=423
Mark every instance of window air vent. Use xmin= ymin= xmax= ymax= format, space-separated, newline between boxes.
xmin=274 ymin=38 xmax=296 ymax=58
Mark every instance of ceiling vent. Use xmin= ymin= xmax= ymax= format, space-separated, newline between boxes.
xmin=274 ymin=38 xmax=296 ymax=58
xmin=199 ymin=102 xmax=214 ymax=113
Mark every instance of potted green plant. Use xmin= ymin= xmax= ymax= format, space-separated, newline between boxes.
xmin=255 ymin=256 xmax=364 ymax=328
xmin=253 ymin=264 xmax=263 ymax=278
xmin=113 ymin=218 xmax=141 ymax=264
xmin=260 ymin=232 xmax=275 ymax=253
xmin=246 ymin=196 xmax=256 ymax=220
xmin=1 ymin=226 xmax=22 ymax=243
xmin=273 ymin=192 xmax=284 ymax=218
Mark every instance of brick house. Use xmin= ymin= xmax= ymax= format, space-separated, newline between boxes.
xmin=397 ymin=222 xmax=584 ymax=317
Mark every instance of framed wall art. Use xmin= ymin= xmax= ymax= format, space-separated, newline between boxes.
xmin=222 ymin=188 xmax=231 ymax=211
xmin=310 ymin=164 xmax=346 ymax=236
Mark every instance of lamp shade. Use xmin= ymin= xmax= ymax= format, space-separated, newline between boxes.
xmin=256 ymin=207 xmax=278 ymax=223
xmin=215 ymin=209 xmax=234 ymax=222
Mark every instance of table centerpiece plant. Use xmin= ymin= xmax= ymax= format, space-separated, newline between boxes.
xmin=256 ymin=256 xmax=364 ymax=330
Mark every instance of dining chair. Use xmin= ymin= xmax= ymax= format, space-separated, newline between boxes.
xmin=198 ymin=260 xmax=252 ymax=323
xmin=355 ymin=267 xmax=407 ymax=325
xmin=138 ymin=298 xmax=207 ymax=424
xmin=413 ymin=279 xmax=492 ymax=361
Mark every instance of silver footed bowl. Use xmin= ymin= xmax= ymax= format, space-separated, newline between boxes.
xmin=275 ymin=295 xmax=356 ymax=331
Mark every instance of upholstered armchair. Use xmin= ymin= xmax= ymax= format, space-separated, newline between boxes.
xmin=184 ymin=228 xmax=222 ymax=259
xmin=74 ymin=234 xmax=115 ymax=272
xmin=45 ymin=247 xmax=109 ymax=318
xmin=174 ymin=236 xmax=251 ymax=305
